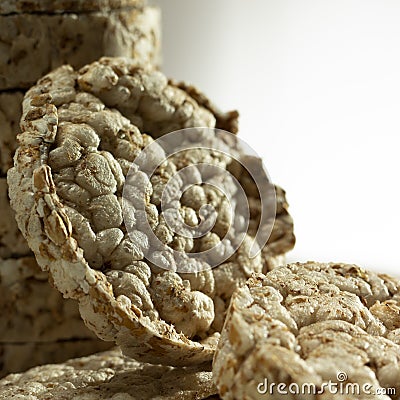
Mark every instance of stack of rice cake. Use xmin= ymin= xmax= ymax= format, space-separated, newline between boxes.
xmin=0 ymin=0 xmax=161 ymax=377
xmin=0 ymin=0 xmax=161 ymax=174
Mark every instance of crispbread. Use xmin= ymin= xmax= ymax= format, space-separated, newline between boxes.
xmin=8 ymin=58 xmax=294 ymax=365
xmin=213 ymin=262 xmax=400 ymax=399
xmin=0 ymin=7 xmax=160 ymax=90
xmin=0 ymin=0 xmax=145 ymax=14
xmin=0 ymin=348 xmax=217 ymax=399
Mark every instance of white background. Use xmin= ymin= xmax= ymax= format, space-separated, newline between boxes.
xmin=152 ymin=0 xmax=400 ymax=276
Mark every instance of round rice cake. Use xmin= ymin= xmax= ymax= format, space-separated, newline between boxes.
xmin=213 ymin=262 xmax=400 ymax=399
xmin=8 ymin=57 xmax=294 ymax=365
xmin=0 ymin=7 xmax=160 ymax=90
xmin=0 ymin=348 xmax=217 ymax=400
xmin=0 ymin=0 xmax=144 ymax=15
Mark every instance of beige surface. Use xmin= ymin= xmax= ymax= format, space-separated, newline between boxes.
xmin=0 ymin=340 xmax=112 ymax=379
xmin=0 ymin=348 xmax=217 ymax=399
xmin=0 ymin=6 xmax=161 ymax=90
xmin=0 ymin=0 xmax=145 ymax=14
xmin=8 ymin=58 xmax=294 ymax=366
xmin=213 ymin=262 xmax=400 ymax=399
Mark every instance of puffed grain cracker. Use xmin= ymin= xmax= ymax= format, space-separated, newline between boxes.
xmin=0 ymin=7 xmax=161 ymax=90
xmin=8 ymin=58 xmax=294 ymax=365
xmin=0 ymin=348 xmax=218 ymax=399
xmin=213 ymin=262 xmax=400 ymax=399
xmin=0 ymin=0 xmax=144 ymax=14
